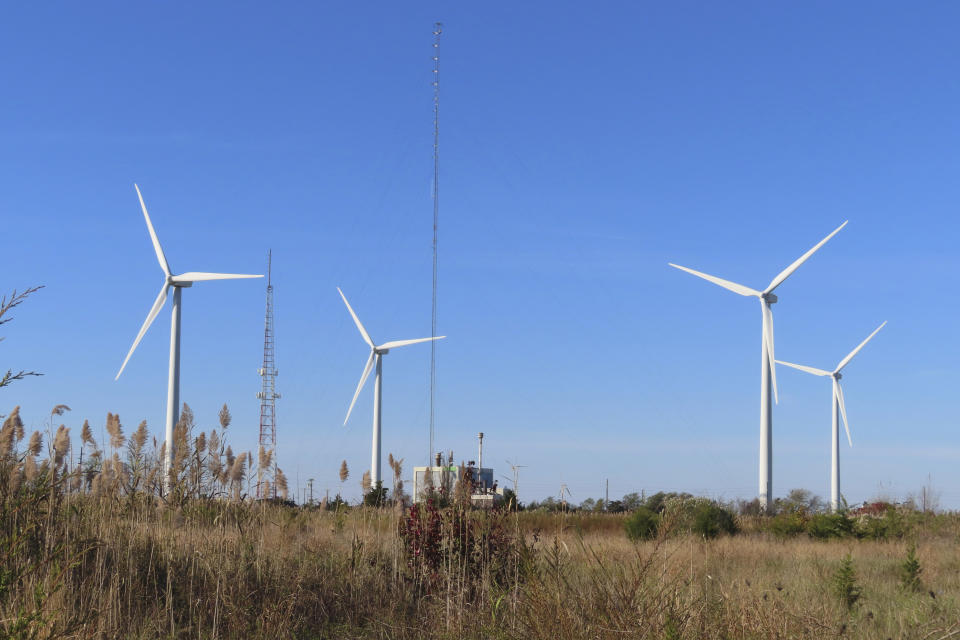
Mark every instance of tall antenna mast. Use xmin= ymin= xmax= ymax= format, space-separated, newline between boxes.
xmin=429 ymin=22 xmax=443 ymax=465
xmin=257 ymin=249 xmax=280 ymax=499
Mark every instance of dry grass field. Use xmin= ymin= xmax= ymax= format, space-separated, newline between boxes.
xmin=1 ymin=405 xmax=959 ymax=639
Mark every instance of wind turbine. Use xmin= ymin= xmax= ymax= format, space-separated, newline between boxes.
xmin=777 ymin=321 xmax=886 ymax=512
xmin=116 ymin=185 xmax=262 ymax=491
xmin=668 ymin=220 xmax=847 ymax=510
xmin=338 ymin=287 xmax=445 ymax=489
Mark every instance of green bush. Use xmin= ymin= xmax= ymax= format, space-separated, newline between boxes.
xmin=856 ymin=508 xmax=906 ymax=540
xmin=624 ymin=506 xmax=659 ymax=541
xmin=692 ymin=503 xmax=737 ymax=539
xmin=807 ymin=513 xmax=855 ymax=539
xmin=768 ymin=511 xmax=807 ymax=538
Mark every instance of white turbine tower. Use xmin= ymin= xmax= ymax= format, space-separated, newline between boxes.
xmin=116 ymin=184 xmax=262 ymax=491
xmin=338 ymin=287 xmax=445 ymax=490
xmin=777 ymin=321 xmax=886 ymax=512
xmin=669 ymin=220 xmax=847 ymax=510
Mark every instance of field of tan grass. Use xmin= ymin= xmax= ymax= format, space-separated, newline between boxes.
xmin=2 ymin=405 xmax=958 ymax=638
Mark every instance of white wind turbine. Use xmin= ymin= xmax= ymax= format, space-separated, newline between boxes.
xmin=777 ymin=321 xmax=886 ymax=512
xmin=116 ymin=185 xmax=262 ymax=491
xmin=669 ymin=220 xmax=847 ymax=510
xmin=338 ymin=287 xmax=445 ymax=489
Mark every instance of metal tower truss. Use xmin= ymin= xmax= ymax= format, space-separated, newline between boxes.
xmin=257 ymin=250 xmax=280 ymax=499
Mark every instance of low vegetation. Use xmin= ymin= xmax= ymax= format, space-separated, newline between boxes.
xmin=1 ymin=403 xmax=959 ymax=638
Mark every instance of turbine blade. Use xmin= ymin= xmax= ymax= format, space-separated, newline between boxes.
xmin=172 ymin=272 xmax=263 ymax=282
xmin=344 ymin=350 xmax=376 ymax=426
xmin=337 ymin=287 xmax=374 ymax=348
xmin=775 ymin=360 xmax=832 ymax=377
xmin=835 ymin=379 xmax=852 ymax=447
xmin=378 ymin=336 xmax=446 ymax=350
xmin=835 ymin=321 xmax=887 ymax=372
xmin=115 ymin=283 xmax=169 ymax=380
xmin=134 ymin=184 xmax=171 ymax=277
xmin=762 ymin=301 xmax=778 ymax=404
xmin=765 ymin=220 xmax=847 ymax=294
xmin=668 ymin=263 xmax=761 ymax=297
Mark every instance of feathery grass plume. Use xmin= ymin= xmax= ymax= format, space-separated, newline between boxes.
xmin=0 ymin=406 xmax=22 ymax=456
xmin=195 ymin=431 xmax=206 ymax=455
xmin=208 ymin=430 xmax=219 ymax=454
xmin=50 ymin=404 xmax=71 ymax=417
xmin=27 ymin=431 xmax=42 ymax=457
xmin=53 ymin=425 xmax=70 ymax=466
xmin=388 ymin=454 xmax=405 ymax=504
xmin=114 ymin=452 xmax=130 ymax=489
xmin=230 ymin=451 xmax=247 ymax=484
xmin=225 ymin=445 xmax=235 ymax=468
xmin=339 ymin=459 xmax=349 ymax=483
xmin=262 ymin=480 xmax=272 ymax=498
xmin=23 ymin=455 xmax=37 ymax=483
xmin=130 ymin=421 xmax=148 ymax=453
xmin=389 ymin=454 xmax=403 ymax=478
xmin=9 ymin=463 xmax=22 ymax=494
xmin=0 ymin=427 xmax=12 ymax=458
xmin=107 ymin=412 xmax=125 ymax=450
xmin=219 ymin=403 xmax=231 ymax=430
xmin=361 ymin=470 xmax=371 ymax=494
xmin=258 ymin=445 xmax=273 ymax=470
xmin=207 ymin=451 xmax=222 ymax=484
xmin=275 ymin=468 xmax=288 ymax=500
xmin=80 ymin=419 xmax=95 ymax=447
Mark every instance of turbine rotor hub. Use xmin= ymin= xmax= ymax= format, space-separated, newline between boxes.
xmin=763 ymin=292 xmax=778 ymax=304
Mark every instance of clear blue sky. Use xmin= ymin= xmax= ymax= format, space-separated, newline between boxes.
xmin=2 ymin=2 xmax=959 ymax=507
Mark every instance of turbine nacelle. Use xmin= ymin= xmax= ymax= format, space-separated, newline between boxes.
xmin=762 ymin=292 xmax=778 ymax=304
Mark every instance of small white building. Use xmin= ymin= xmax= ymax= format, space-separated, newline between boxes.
xmin=412 ymin=457 xmax=502 ymax=506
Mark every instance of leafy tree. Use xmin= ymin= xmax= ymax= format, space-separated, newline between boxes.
xmin=778 ymin=488 xmax=824 ymax=513
xmin=606 ymin=499 xmax=625 ymax=513
xmin=622 ymin=492 xmax=643 ymax=511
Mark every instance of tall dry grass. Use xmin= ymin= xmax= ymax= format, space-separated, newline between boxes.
xmin=1 ymin=404 xmax=958 ymax=639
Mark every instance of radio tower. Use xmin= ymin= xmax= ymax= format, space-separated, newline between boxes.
xmin=429 ymin=22 xmax=442 ymax=465
xmin=256 ymin=250 xmax=280 ymax=499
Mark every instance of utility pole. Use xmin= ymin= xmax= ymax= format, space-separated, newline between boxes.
xmin=256 ymin=250 xmax=281 ymax=499
xmin=605 ymin=478 xmax=609 ymax=511
xmin=506 ymin=460 xmax=525 ymax=499
xmin=428 ymin=22 xmax=443 ymax=466
xmin=307 ymin=478 xmax=314 ymax=505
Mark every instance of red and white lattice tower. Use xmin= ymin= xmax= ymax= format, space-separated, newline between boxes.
xmin=256 ymin=250 xmax=280 ymax=499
